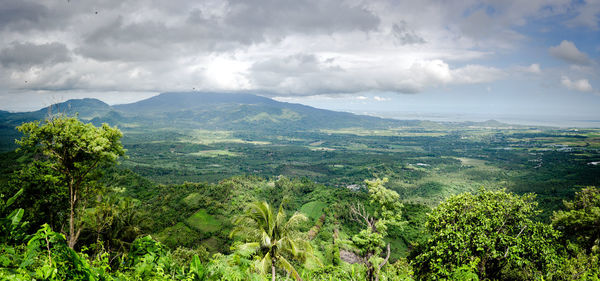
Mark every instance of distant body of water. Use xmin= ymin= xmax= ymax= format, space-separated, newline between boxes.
xmin=356 ymin=111 xmax=600 ymax=128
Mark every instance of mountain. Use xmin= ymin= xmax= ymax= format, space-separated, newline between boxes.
xmin=113 ymin=92 xmax=277 ymax=113
xmin=0 ymin=98 xmax=110 ymax=125
xmin=104 ymin=92 xmax=419 ymax=131
xmin=0 ymin=92 xmax=426 ymax=151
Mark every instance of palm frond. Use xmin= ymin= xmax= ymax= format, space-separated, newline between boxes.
xmin=235 ymin=242 xmax=260 ymax=257
xmin=257 ymin=251 xmax=271 ymax=276
xmin=285 ymin=212 xmax=308 ymax=231
xmin=278 ymin=256 xmax=302 ymax=281
xmin=261 ymin=230 xmax=272 ymax=248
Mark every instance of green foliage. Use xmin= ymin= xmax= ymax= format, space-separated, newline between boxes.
xmin=185 ymin=209 xmax=223 ymax=234
xmin=189 ymin=254 xmax=205 ymax=280
xmin=125 ymin=235 xmax=166 ymax=267
xmin=78 ymin=195 xmax=143 ymax=265
xmin=0 ymin=188 xmax=29 ymax=244
xmin=552 ymin=186 xmax=600 ymax=252
xmin=352 ymin=229 xmax=385 ymax=257
xmin=551 ymin=187 xmax=600 ymax=280
xmin=231 ymin=201 xmax=313 ymax=281
xmin=380 ymin=259 xmax=414 ymax=281
xmin=205 ymin=252 xmax=266 ymax=281
xmin=300 ymin=201 xmax=327 ymax=220
xmin=7 ymin=160 xmax=68 ymax=230
xmin=348 ymin=178 xmax=405 ymax=281
xmin=15 ymin=115 xmax=125 ymax=248
xmin=303 ymin=264 xmax=367 ymax=281
xmin=365 ymin=178 xmax=404 ymax=236
xmin=412 ymin=188 xmax=560 ymax=280
xmin=3 ymin=108 xmax=600 ymax=280
xmin=20 ymin=224 xmax=95 ymax=280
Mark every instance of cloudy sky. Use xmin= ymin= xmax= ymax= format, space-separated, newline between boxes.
xmin=1 ymin=0 xmax=599 ymax=124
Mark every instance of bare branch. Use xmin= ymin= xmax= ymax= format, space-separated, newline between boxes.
xmin=504 ymin=225 xmax=527 ymax=258
xmin=350 ymin=203 xmax=374 ymax=229
xmin=375 ymin=243 xmax=391 ymax=281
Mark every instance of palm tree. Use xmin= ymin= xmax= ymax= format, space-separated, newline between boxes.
xmin=231 ymin=201 xmax=311 ymax=281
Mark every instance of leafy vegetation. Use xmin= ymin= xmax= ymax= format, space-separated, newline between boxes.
xmin=1 ymin=94 xmax=600 ymax=279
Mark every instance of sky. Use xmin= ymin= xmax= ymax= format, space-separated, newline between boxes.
xmin=0 ymin=0 xmax=599 ymax=125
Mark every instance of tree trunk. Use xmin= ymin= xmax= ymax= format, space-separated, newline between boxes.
xmin=68 ymin=179 xmax=76 ymax=249
xmin=374 ymin=244 xmax=391 ymax=281
xmin=272 ymin=264 xmax=276 ymax=281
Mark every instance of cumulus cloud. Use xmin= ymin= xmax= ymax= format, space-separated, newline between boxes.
xmin=0 ymin=42 xmax=71 ymax=70
xmin=0 ymin=0 xmax=598 ymax=110
xmin=246 ymin=54 xmax=504 ymax=95
xmin=561 ymin=76 xmax=593 ymax=92
xmin=549 ymin=40 xmax=591 ymax=65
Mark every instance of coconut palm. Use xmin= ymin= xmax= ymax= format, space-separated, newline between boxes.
xmin=231 ymin=201 xmax=311 ymax=281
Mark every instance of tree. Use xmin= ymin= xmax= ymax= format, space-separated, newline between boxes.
xmin=16 ymin=116 xmax=125 ymax=249
xmin=349 ymin=178 xmax=405 ymax=281
xmin=552 ymin=186 xmax=600 ymax=252
xmin=230 ymin=201 xmax=311 ymax=281
xmin=412 ymin=189 xmax=560 ymax=280
xmin=551 ymin=186 xmax=600 ymax=280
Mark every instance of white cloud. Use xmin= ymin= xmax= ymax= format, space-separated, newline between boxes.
xmin=373 ymin=96 xmax=389 ymax=101
xmin=561 ymin=76 xmax=593 ymax=92
xmin=527 ymin=63 xmax=541 ymax=74
xmin=0 ymin=0 xmax=598 ymax=111
xmin=549 ymin=40 xmax=591 ymax=65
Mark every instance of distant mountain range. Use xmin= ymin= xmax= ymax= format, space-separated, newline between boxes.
xmin=0 ymin=92 xmax=509 ymax=151
xmin=1 ymin=92 xmax=418 ymax=130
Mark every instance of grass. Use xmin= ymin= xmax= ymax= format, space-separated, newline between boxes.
xmin=155 ymin=222 xmax=199 ymax=248
xmin=185 ymin=209 xmax=223 ymax=233
xmin=456 ymin=157 xmax=488 ymax=167
xmin=182 ymin=129 xmax=270 ymax=145
xmin=320 ymin=128 xmax=447 ymax=137
xmin=188 ymin=150 xmax=240 ymax=157
xmin=393 ymin=160 xmax=513 ymax=206
xmin=182 ymin=192 xmax=203 ymax=208
xmin=300 ymin=201 xmax=328 ymax=220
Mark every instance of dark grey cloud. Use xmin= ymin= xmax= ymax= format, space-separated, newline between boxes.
xmin=74 ymin=0 xmax=379 ymax=62
xmin=0 ymin=0 xmax=597 ymax=110
xmin=0 ymin=1 xmax=49 ymax=31
xmin=0 ymin=41 xmax=71 ymax=70
xmin=225 ymin=0 xmax=380 ymax=38
xmin=392 ymin=21 xmax=425 ymax=45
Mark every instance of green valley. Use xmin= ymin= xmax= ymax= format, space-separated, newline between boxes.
xmin=1 ymin=92 xmax=599 ymax=280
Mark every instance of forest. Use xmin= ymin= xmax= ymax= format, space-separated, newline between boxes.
xmin=1 ymin=94 xmax=600 ymax=280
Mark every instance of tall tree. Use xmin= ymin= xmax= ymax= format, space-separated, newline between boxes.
xmin=349 ymin=178 xmax=405 ymax=281
xmin=231 ymin=201 xmax=311 ymax=281
xmin=412 ymin=189 xmax=560 ymax=280
xmin=16 ymin=116 xmax=125 ymax=249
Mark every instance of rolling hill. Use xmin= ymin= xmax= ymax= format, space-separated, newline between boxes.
xmin=1 ymin=92 xmax=419 ymax=141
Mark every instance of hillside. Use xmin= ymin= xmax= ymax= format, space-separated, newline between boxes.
xmin=107 ymin=92 xmax=418 ymax=131
xmin=0 ymin=92 xmax=425 ymax=151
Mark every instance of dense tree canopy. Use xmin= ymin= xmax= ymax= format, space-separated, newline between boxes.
xmin=412 ymin=189 xmax=560 ymax=280
xmin=16 ymin=116 xmax=125 ymax=248
xmin=552 ymin=186 xmax=600 ymax=252
xmin=1 ymin=115 xmax=599 ymax=280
